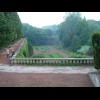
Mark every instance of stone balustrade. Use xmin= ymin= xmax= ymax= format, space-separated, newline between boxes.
xmin=9 ymin=58 xmax=93 ymax=66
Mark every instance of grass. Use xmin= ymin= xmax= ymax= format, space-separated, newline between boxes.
xmin=32 ymin=53 xmax=63 ymax=58
xmin=53 ymin=45 xmax=62 ymax=50
xmin=50 ymin=53 xmax=63 ymax=58
xmin=34 ymin=46 xmax=50 ymax=51
xmin=32 ymin=54 xmax=44 ymax=58
xmin=52 ymin=46 xmax=90 ymax=58
xmin=64 ymin=51 xmax=90 ymax=58
xmin=43 ymin=54 xmax=52 ymax=58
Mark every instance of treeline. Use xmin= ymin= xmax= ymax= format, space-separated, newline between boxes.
xmin=23 ymin=23 xmax=58 ymax=46
xmin=0 ymin=12 xmax=23 ymax=49
xmin=42 ymin=25 xmax=58 ymax=35
xmin=57 ymin=12 xmax=100 ymax=54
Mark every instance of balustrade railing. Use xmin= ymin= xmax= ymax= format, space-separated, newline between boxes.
xmin=9 ymin=58 xmax=93 ymax=66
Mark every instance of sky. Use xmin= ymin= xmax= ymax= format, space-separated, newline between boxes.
xmin=17 ymin=12 xmax=100 ymax=28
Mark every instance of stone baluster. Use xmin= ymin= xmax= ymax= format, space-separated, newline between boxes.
xmin=14 ymin=59 xmax=16 ymax=65
xmin=9 ymin=58 xmax=93 ymax=66
xmin=11 ymin=59 xmax=13 ymax=64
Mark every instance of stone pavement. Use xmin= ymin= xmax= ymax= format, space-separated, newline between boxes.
xmin=0 ymin=64 xmax=95 ymax=87
xmin=0 ymin=64 xmax=96 ymax=74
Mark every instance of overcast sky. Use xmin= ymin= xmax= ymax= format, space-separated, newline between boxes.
xmin=17 ymin=12 xmax=100 ymax=28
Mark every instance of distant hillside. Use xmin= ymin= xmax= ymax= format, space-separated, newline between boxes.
xmin=42 ymin=25 xmax=58 ymax=34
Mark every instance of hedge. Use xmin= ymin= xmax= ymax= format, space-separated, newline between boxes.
xmin=92 ymin=33 xmax=100 ymax=70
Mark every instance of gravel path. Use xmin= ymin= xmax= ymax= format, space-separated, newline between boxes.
xmin=0 ymin=39 xmax=23 ymax=64
xmin=0 ymin=72 xmax=93 ymax=87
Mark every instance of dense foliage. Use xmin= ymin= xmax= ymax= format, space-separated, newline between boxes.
xmin=23 ymin=23 xmax=58 ymax=46
xmin=92 ymin=33 xmax=100 ymax=70
xmin=27 ymin=41 xmax=33 ymax=56
xmin=16 ymin=38 xmax=29 ymax=58
xmin=42 ymin=25 xmax=58 ymax=35
xmin=0 ymin=12 xmax=23 ymax=50
xmin=57 ymin=12 xmax=100 ymax=55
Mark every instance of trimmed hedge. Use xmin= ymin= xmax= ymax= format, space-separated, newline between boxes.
xmin=92 ymin=33 xmax=100 ymax=70
xmin=16 ymin=38 xmax=29 ymax=58
xmin=27 ymin=41 xmax=33 ymax=56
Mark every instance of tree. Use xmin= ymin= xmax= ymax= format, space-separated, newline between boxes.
xmin=0 ymin=12 xmax=23 ymax=50
xmin=57 ymin=12 xmax=82 ymax=49
xmin=23 ymin=23 xmax=58 ymax=46
xmin=92 ymin=33 xmax=100 ymax=70
xmin=77 ymin=17 xmax=90 ymax=45
xmin=71 ymin=35 xmax=81 ymax=51
xmin=42 ymin=24 xmax=58 ymax=35
xmin=57 ymin=12 xmax=100 ymax=54
xmin=62 ymin=34 xmax=71 ymax=48
xmin=27 ymin=41 xmax=33 ymax=56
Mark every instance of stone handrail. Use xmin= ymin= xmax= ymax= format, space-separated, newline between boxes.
xmin=9 ymin=58 xmax=93 ymax=66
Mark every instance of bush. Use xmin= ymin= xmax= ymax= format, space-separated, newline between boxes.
xmin=92 ymin=33 xmax=100 ymax=70
xmin=77 ymin=45 xmax=90 ymax=55
xmin=16 ymin=38 xmax=29 ymax=58
xmin=28 ymin=41 xmax=33 ymax=56
xmin=87 ymin=46 xmax=93 ymax=56
xmin=65 ymin=50 xmax=89 ymax=58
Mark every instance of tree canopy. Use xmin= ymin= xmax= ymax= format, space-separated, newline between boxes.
xmin=57 ymin=12 xmax=100 ymax=53
xmin=0 ymin=12 xmax=23 ymax=49
xmin=23 ymin=23 xmax=58 ymax=46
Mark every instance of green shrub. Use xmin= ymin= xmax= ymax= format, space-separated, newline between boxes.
xmin=28 ymin=41 xmax=33 ymax=56
xmin=65 ymin=50 xmax=89 ymax=58
xmin=16 ymin=38 xmax=29 ymax=58
xmin=92 ymin=33 xmax=100 ymax=70
xmin=77 ymin=45 xmax=91 ymax=55
xmin=50 ymin=53 xmax=63 ymax=58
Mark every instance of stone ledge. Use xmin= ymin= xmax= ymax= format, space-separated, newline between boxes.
xmin=89 ymin=71 xmax=100 ymax=87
